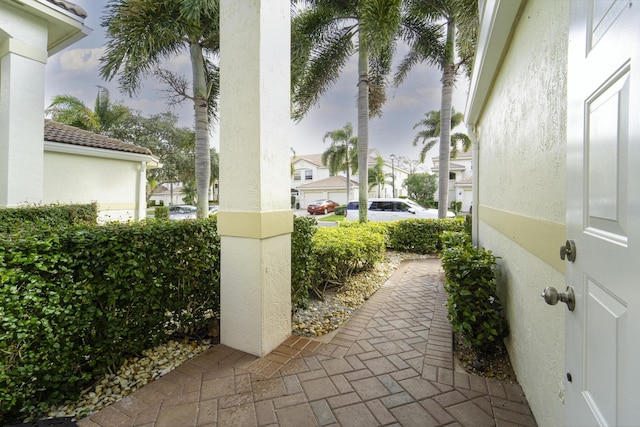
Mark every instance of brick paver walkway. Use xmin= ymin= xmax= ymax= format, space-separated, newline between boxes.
xmin=78 ymin=259 xmax=536 ymax=427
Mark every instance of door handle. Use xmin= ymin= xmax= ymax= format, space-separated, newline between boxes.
xmin=541 ymin=286 xmax=575 ymax=311
xmin=560 ymin=239 xmax=576 ymax=262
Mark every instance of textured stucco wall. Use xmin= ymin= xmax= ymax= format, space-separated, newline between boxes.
xmin=43 ymin=151 xmax=139 ymax=221
xmin=475 ymin=1 xmax=569 ymax=426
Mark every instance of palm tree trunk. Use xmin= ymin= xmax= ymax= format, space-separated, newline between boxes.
xmin=437 ymin=17 xmax=456 ymax=219
xmin=346 ymin=147 xmax=351 ymax=202
xmin=357 ymin=32 xmax=369 ymax=222
xmin=190 ymin=43 xmax=211 ymax=219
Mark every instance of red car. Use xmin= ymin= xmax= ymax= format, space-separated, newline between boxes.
xmin=307 ymin=199 xmax=340 ymax=215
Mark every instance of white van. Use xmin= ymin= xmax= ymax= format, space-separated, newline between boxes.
xmin=345 ymin=198 xmax=455 ymax=221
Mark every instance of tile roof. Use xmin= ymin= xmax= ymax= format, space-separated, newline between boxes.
xmin=44 ymin=120 xmax=153 ymax=156
xmin=431 ymin=162 xmax=466 ymax=171
xmin=456 ymin=175 xmax=473 ymax=185
xmin=296 ymin=175 xmax=356 ymax=189
xmin=45 ymin=0 xmax=87 ymax=18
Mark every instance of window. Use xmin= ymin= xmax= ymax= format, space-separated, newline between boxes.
xmin=305 ymin=170 xmax=313 ymax=180
xmin=294 ymin=171 xmax=301 ymax=181
xmin=449 ymin=172 xmax=456 ymax=180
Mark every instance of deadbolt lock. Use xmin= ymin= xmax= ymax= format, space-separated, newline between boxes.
xmin=560 ymin=240 xmax=576 ymax=262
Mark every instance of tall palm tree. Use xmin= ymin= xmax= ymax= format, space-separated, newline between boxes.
xmin=46 ymin=87 xmax=129 ymax=134
xmin=322 ymin=122 xmax=358 ymax=200
xmin=292 ymin=0 xmax=403 ymax=222
xmin=396 ymin=0 xmax=478 ymax=218
xmin=368 ymin=156 xmax=387 ymax=197
xmin=412 ymin=109 xmax=471 ymax=162
xmin=100 ymin=0 xmax=220 ymax=219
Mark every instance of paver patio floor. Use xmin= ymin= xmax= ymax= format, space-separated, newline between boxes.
xmin=77 ymin=258 xmax=536 ymax=427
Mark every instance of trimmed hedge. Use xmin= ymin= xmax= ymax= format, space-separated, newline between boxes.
xmin=312 ymin=225 xmax=385 ymax=287
xmin=0 ymin=217 xmax=220 ymax=423
xmin=0 ymin=203 xmax=97 ymax=234
xmin=291 ymin=216 xmax=317 ymax=309
xmin=387 ymin=218 xmax=466 ymax=254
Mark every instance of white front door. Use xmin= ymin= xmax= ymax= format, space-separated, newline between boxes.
xmin=565 ymin=1 xmax=640 ymax=425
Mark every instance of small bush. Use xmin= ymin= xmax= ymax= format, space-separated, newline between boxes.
xmin=291 ymin=216 xmax=317 ymax=308
xmin=334 ymin=205 xmax=346 ymax=216
xmin=441 ymin=244 xmax=508 ymax=352
xmin=388 ymin=218 xmax=465 ymax=254
xmin=311 ymin=225 xmax=384 ymax=287
xmin=441 ymin=230 xmax=469 ymax=250
xmin=0 ymin=203 xmax=97 ymax=234
xmin=155 ymin=205 xmax=170 ymax=219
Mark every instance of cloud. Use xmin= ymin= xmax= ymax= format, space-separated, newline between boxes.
xmin=54 ymin=47 xmax=106 ymax=73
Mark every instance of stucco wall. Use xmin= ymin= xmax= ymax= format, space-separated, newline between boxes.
xmin=43 ymin=151 xmax=140 ymax=222
xmin=474 ymin=1 xmax=569 ymax=426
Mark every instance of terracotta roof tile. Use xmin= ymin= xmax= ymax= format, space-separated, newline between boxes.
xmin=46 ymin=0 xmax=87 ymax=18
xmin=44 ymin=120 xmax=153 ymax=156
xmin=296 ymin=175 xmax=356 ymax=189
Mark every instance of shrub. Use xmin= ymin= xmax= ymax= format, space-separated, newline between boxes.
xmin=155 ymin=205 xmax=170 ymax=219
xmin=0 ymin=203 xmax=97 ymax=234
xmin=340 ymin=220 xmax=394 ymax=248
xmin=311 ymin=225 xmax=384 ymax=287
xmin=0 ymin=217 xmax=220 ymax=423
xmin=388 ymin=218 xmax=465 ymax=254
xmin=441 ymin=230 xmax=469 ymax=250
xmin=334 ymin=205 xmax=346 ymax=216
xmin=441 ymin=244 xmax=508 ymax=352
xmin=291 ymin=216 xmax=317 ymax=308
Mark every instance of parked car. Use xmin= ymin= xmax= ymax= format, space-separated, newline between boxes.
xmin=345 ymin=198 xmax=455 ymax=221
xmin=169 ymin=205 xmax=197 ymax=220
xmin=307 ymin=199 xmax=340 ymax=215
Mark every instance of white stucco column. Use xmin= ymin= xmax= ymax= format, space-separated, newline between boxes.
xmin=218 ymin=0 xmax=292 ymax=357
xmin=0 ymin=36 xmax=48 ymax=206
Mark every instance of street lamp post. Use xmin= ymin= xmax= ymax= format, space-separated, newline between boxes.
xmin=390 ymin=154 xmax=396 ymax=198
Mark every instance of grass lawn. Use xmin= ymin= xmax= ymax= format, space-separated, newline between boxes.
xmin=317 ymin=214 xmax=345 ymax=222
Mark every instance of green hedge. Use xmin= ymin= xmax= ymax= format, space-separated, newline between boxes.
xmin=386 ymin=218 xmax=466 ymax=254
xmin=291 ymin=216 xmax=317 ymax=308
xmin=0 ymin=203 xmax=97 ymax=234
xmin=0 ymin=217 xmax=220 ymax=423
xmin=312 ymin=225 xmax=385 ymax=287
xmin=441 ymin=244 xmax=508 ymax=352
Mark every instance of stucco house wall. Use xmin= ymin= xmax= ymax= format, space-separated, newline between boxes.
xmin=43 ymin=120 xmax=158 ymax=222
xmin=466 ymin=1 xmax=569 ymax=425
xmin=44 ymin=151 xmax=141 ymax=222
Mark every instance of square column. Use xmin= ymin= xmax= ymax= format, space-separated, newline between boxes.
xmin=218 ymin=0 xmax=292 ymax=357
xmin=0 ymin=43 xmax=47 ymax=206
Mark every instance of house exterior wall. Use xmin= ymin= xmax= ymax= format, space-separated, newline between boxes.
xmin=43 ymin=151 xmax=141 ymax=222
xmin=0 ymin=4 xmax=48 ymax=205
xmin=468 ymin=1 xmax=569 ymax=425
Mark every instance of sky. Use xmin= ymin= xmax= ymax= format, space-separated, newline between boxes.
xmin=45 ymin=1 xmax=470 ymax=169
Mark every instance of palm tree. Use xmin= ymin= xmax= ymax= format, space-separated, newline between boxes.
xmin=100 ymin=0 xmax=220 ymax=219
xmin=292 ymin=0 xmax=403 ymax=221
xmin=46 ymin=87 xmax=129 ymax=134
xmin=368 ymin=156 xmax=387 ymax=197
xmin=322 ymin=122 xmax=358 ymax=200
xmin=396 ymin=0 xmax=478 ymax=218
xmin=412 ymin=109 xmax=471 ymax=162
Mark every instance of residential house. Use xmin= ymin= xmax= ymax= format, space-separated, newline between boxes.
xmin=431 ymin=148 xmax=472 ymax=212
xmin=149 ymin=183 xmax=188 ymax=207
xmin=0 ymin=1 xmax=158 ymax=222
xmin=44 ymin=120 xmax=159 ymax=221
xmin=466 ymin=0 xmax=638 ymax=425
xmin=291 ymin=149 xmax=409 ymax=208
